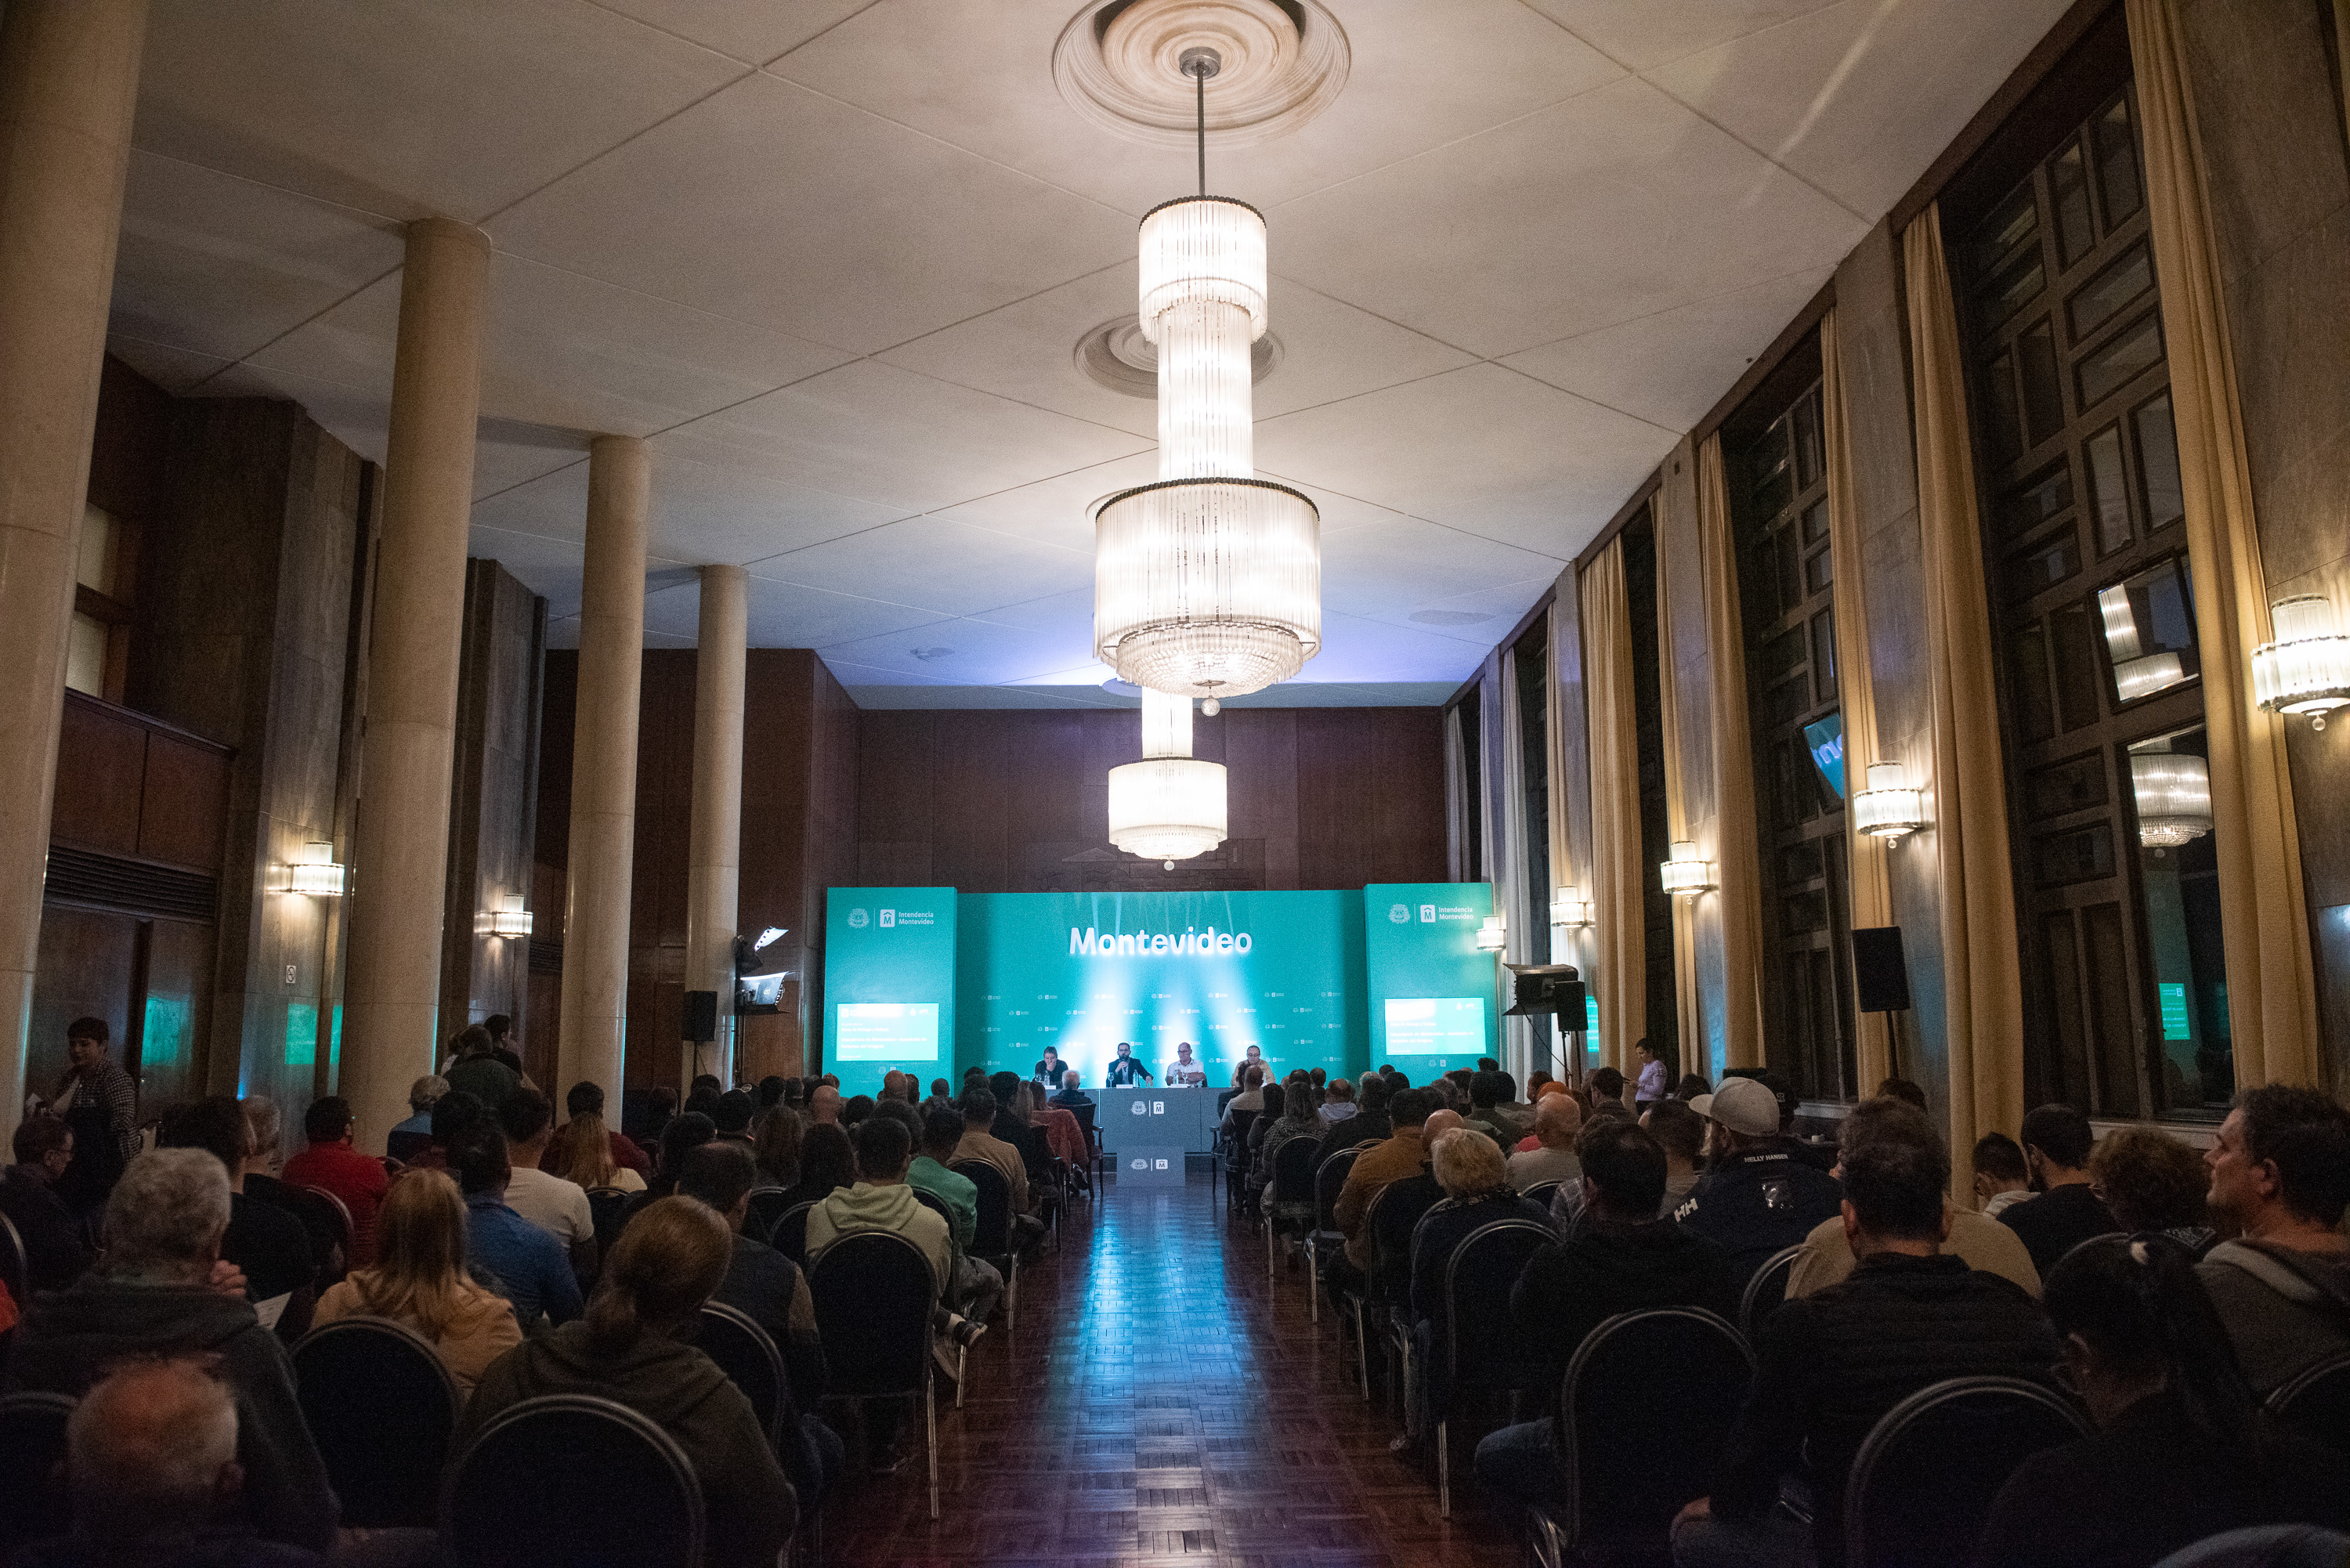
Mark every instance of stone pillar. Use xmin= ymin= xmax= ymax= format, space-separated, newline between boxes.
xmin=0 ymin=0 xmax=149 ymax=1147
xmin=339 ymin=218 xmax=490 ymax=1151
xmin=685 ymin=565 xmax=747 ymax=1089
xmin=555 ymin=435 xmax=649 ymax=1106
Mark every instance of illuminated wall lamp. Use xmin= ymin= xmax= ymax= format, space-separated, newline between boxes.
xmin=278 ymin=842 xmax=345 ymax=897
xmin=1474 ymin=915 xmax=1508 ymax=952
xmin=474 ymin=893 xmax=533 ymax=939
xmin=1549 ymin=886 xmax=1593 ymax=927
xmin=1660 ymin=840 xmax=1713 ymax=898
xmin=2252 ymin=594 xmax=2350 ymax=730
xmin=1852 ymin=761 xmax=1925 ymax=840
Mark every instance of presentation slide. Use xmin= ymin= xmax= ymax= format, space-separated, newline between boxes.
xmin=1383 ymin=996 xmax=1487 ymax=1057
xmin=834 ymin=1002 xmax=940 ymax=1062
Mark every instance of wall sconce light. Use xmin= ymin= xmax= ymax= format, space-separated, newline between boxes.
xmin=2131 ymin=750 xmax=2213 ymax=851
xmin=475 ymin=893 xmax=533 ymax=938
xmin=276 ymin=841 xmax=345 ymax=897
xmin=1853 ymin=762 xmax=1925 ymax=840
xmin=1549 ymin=886 xmax=1593 ymax=927
xmin=2253 ymin=594 xmax=2350 ymax=730
xmin=1660 ymin=840 xmax=1713 ymax=898
xmin=1474 ymin=915 xmax=1508 ymax=952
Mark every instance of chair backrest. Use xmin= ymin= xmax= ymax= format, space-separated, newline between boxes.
xmin=1225 ymin=1109 xmax=1259 ymax=1156
xmin=1441 ymin=1219 xmax=1555 ymax=1393
xmin=292 ymin=1315 xmax=462 ymax=1529
xmin=1270 ymin=1134 xmax=1320 ymax=1201
xmin=443 ymin=1393 xmax=703 ymax=1568
xmin=0 ymin=1209 xmax=27 ymax=1302
xmin=1072 ymin=1103 xmax=1098 ymax=1151
xmin=2266 ymin=1349 xmax=2350 ymax=1456
xmin=695 ymin=1301 xmax=785 ymax=1443
xmin=1740 ymin=1242 xmax=1804 ymax=1340
xmin=1521 ymin=1180 xmax=1562 ymax=1212
xmin=1314 ymin=1146 xmax=1363 ymax=1229
xmin=1365 ymin=1176 xmax=1444 ymax=1306
xmin=769 ymin=1201 xmax=816 ymax=1265
xmin=807 ymin=1230 xmax=935 ymax=1399
xmin=950 ymin=1159 xmax=1013 ymax=1256
xmin=910 ymin=1186 xmax=953 ymax=1230
xmin=0 ymin=1390 xmax=75 ymax=1551
xmin=741 ymin=1186 xmax=791 ymax=1242
xmin=584 ymin=1187 xmax=632 ymax=1259
xmin=1560 ymin=1308 xmax=1755 ymax=1544
xmin=1842 ymin=1375 xmax=2089 ymax=1568
xmin=292 ymin=1182 xmax=356 ymax=1251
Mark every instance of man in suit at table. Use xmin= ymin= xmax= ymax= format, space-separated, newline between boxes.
xmin=1105 ymin=1042 xmax=1155 ymax=1088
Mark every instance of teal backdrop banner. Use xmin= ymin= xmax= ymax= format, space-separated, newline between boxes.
xmin=1361 ymin=883 xmax=1498 ymax=1074
xmin=955 ymin=890 xmax=1367 ymax=1088
xmin=822 ymin=887 xmax=958 ymax=1096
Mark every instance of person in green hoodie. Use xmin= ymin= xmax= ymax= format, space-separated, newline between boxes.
xmin=459 ymin=1196 xmax=796 ymax=1568
xmin=2 ymin=1147 xmax=339 ymax=1553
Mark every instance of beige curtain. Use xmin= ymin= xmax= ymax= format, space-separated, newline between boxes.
xmin=1904 ymin=208 xmax=2026 ymax=1197
xmin=1581 ymin=541 xmax=1643 ymax=1077
xmin=1654 ymin=495 xmax=1704 ymax=1074
xmin=2128 ymin=0 xmax=2321 ymax=1088
xmin=1820 ymin=309 xmax=1897 ymax=1090
xmin=1697 ymin=435 xmax=1768 ymax=1071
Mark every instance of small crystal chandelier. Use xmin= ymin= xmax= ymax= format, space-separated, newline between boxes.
xmin=1661 ymin=841 xmax=1714 ymax=898
xmin=2131 ymin=750 xmax=2212 ymax=851
xmin=1549 ymin=887 xmax=1592 ymax=928
xmin=2252 ymin=594 xmax=2350 ymax=730
xmin=1853 ymin=762 xmax=1924 ymax=840
xmin=1093 ymin=45 xmax=1320 ymax=699
xmin=1108 ymin=687 xmax=1227 ymax=867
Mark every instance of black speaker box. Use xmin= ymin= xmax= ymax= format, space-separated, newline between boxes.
xmin=1852 ymin=927 xmax=1911 ymax=1013
xmin=683 ymin=988 xmax=718 ymax=1042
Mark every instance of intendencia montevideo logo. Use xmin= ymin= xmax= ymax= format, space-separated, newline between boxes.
xmin=1069 ymin=926 xmax=1252 ymax=957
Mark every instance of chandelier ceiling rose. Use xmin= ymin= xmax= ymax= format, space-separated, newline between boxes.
xmin=1051 ymin=0 xmax=1350 ymax=150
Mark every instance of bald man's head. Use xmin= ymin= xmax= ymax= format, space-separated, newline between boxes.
xmin=1420 ymin=1107 xmax=1466 ymax=1143
xmin=808 ymin=1086 xmax=843 ymax=1125
xmin=67 ymin=1359 xmax=241 ymax=1545
xmin=1535 ymin=1093 xmax=1583 ymax=1149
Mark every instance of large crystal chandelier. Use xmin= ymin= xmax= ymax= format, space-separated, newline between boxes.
xmin=1108 ymin=687 xmax=1227 ymax=867
xmin=1094 ymin=45 xmax=1321 ymax=700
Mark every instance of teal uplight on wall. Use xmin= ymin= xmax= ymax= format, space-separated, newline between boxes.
xmin=286 ymin=1001 xmax=318 ymax=1067
xmin=143 ymin=995 xmax=189 ymax=1065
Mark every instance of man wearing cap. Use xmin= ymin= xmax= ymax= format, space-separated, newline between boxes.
xmin=1674 ymin=1076 xmax=1843 ymax=1282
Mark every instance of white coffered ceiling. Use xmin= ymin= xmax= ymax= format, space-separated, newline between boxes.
xmin=109 ymin=0 xmax=2070 ymax=707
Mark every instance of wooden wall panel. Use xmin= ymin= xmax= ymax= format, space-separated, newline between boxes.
xmin=137 ymin=735 xmax=230 ymax=869
xmin=51 ymin=699 xmax=146 ymax=855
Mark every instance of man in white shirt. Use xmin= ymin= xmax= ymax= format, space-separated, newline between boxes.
xmin=1165 ymin=1042 xmax=1207 ymax=1087
xmin=498 ymin=1087 xmax=597 ymax=1284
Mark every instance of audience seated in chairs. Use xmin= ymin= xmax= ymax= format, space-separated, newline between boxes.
xmin=460 ymin=1196 xmax=797 ymax=1568
xmin=1259 ymin=1080 xmax=1325 ymax=1215
xmin=750 ymin=1102 xmax=802 ymax=1190
xmin=13 ymin=1357 xmax=321 ymax=1568
xmin=1403 ymin=1127 xmax=1551 ymax=1450
xmin=1314 ymin=1072 xmax=1393 ymax=1174
xmin=1672 ymin=1077 xmax=1844 ymax=1281
xmin=280 ymin=1095 xmax=389 ymax=1268
xmin=2 ymin=1116 xmax=96 ymax=1292
xmin=156 ymin=1097 xmax=317 ymax=1340
xmin=776 ymin=1121 xmax=855 ymax=1215
xmin=449 ymin=1120 xmax=582 ymax=1330
xmin=497 ymin=1086 xmax=598 ymax=1286
xmin=1030 ymin=1082 xmax=1089 ymax=1168
xmin=239 ymin=1097 xmax=347 ymax=1292
xmin=1318 ymin=1076 xmax=1358 ymax=1126
xmin=2088 ymin=1124 xmax=2218 ymax=1258
xmin=952 ymin=1089 xmax=1046 ymax=1252
xmin=1972 ymin=1131 xmax=2033 ymax=1218
xmin=675 ymin=1140 xmax=845 ymax=1501
xmin=400 ymin=1087 xmax=484 ymax=1177
xmin=311 ymin=1167 xmax=520 ymax=1399
xmin=2001 ymin=1103 xmax=2120 ymax=1281
xmin=1973 ymin=1234 xmax=2350 ymax=1568
xmin=1368 ymin=1108 xmax=1459 ymax=1340
xmin=385 ymin=1075 xmax=446 ymax=1166
xmin=1643 ymin=1097 xmax=1708 ymax=1217
xmin=2 ymin=1148 xmax=338 ymax=1553
xmin=1478 ymin=1118 xmax=1741 ymax=1512
xmin=1506 ymin=1093 xmax=1581 ymax=1194
xmin=1784 ymin=1097 xmax=2041 ymax=1301
xmin=1670 ymin=1097 xmax=2058 ymax=1568
xmin=909 ymin=1108 xmax=1006 ymax=1324
xmin=1329 ymin=1087 xmax=1434 ymax=1297
xmin=2197 ymin=1086 xmax=2350 ymax=1397
xmin=1049 ymin=1071 xmax=1094 ymax=1112
xmin=547 ymin=1095 xmax=648 ymax=1194
xmin=1221 ymin=1064 xmax=1270 ymax=1132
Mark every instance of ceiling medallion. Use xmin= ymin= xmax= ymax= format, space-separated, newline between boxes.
xmin=1053 ymin=0 xmax=1350 ymax=149
xmin=1074 ymin=314 xmax=1281 ymax=400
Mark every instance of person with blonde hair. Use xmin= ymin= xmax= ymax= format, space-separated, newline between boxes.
xmin=1399 ymin=1126 xmax=1549 ymax=1450
xmin=544 ymin=1103 xmax=645 ymax=1194
xmin=461 ymin=1197 xmax=796 ymax=1567
xmin=313 ymin=1169 xmax=522 ymax=1396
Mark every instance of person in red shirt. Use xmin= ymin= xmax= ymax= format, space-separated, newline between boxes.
xmin=280 ymin=1095 xmax=390 ymax=1266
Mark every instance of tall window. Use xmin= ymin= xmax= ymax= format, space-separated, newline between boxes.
xmin=1958 ymin=81 xmax=2225 ymax=1119
xmin=68 ymin=504 xmax=135 ymax=703
xmin=1730 ymin=363 xmax=1857 ymax=1103
xmin=1513 ymin=620 xmax=1551 ymax=959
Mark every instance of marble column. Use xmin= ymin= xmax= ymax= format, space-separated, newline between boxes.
xmin=685 ymin=565 xmax=747 ymax=1089
xmin=339 ymin=217 xmax=490 ymax=1151
xmin=555 ymin=435 xmax=649 ymax=1106
xmin=0 ymin=0 xmax=148 ymax=1147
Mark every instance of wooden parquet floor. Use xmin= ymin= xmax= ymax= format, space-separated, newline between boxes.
xmin=825 ymin=1168 xmax=1524 ymax=1566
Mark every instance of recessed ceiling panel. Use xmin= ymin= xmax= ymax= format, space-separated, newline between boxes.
xmin=1520 ymin=0 xmax=1846 ymax=72
xmin=817 ymin=613 xmax=1101 ymax=685
xmin=1311 ymin=609 xmax=1493 ymax=682
xmin=1319 ymin=518 xmax=1566 ymax=618
xmin=756 ymin=516 xmax=1095 ymax=620
xmin=595 ymin=0 xmax=874 ymax=65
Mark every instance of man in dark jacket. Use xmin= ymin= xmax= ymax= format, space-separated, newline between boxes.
xmin=2 ymin=1148 xmax=339 ymax=1553
xmin=2 ymin=1116 xmax=96 ymax=1291
xmin=156 ymin=1098 xmax=316 ymax=1339
xmin=1314 ymin=1073 xmax=1392 ymax=1173
xmin=1673 ymin=1077 xmax=1843 ymax=1281
xmin=2001 ymin=1102 xmax=2119 ymax=1280
xmin=1476 ymin=1119 xmax=1741 ymax=1510
xmin=1672 ymin=1100 xmax=2059 ymax=1568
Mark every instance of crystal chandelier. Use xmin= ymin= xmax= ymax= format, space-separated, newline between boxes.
xmin=1094 ymin=45 xmax=1320 ymax=699
xmin=2130 ymin=750 xmax=2212 ymax=851
xmin=1108 ymin=687 xmax=1227 ymax=866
